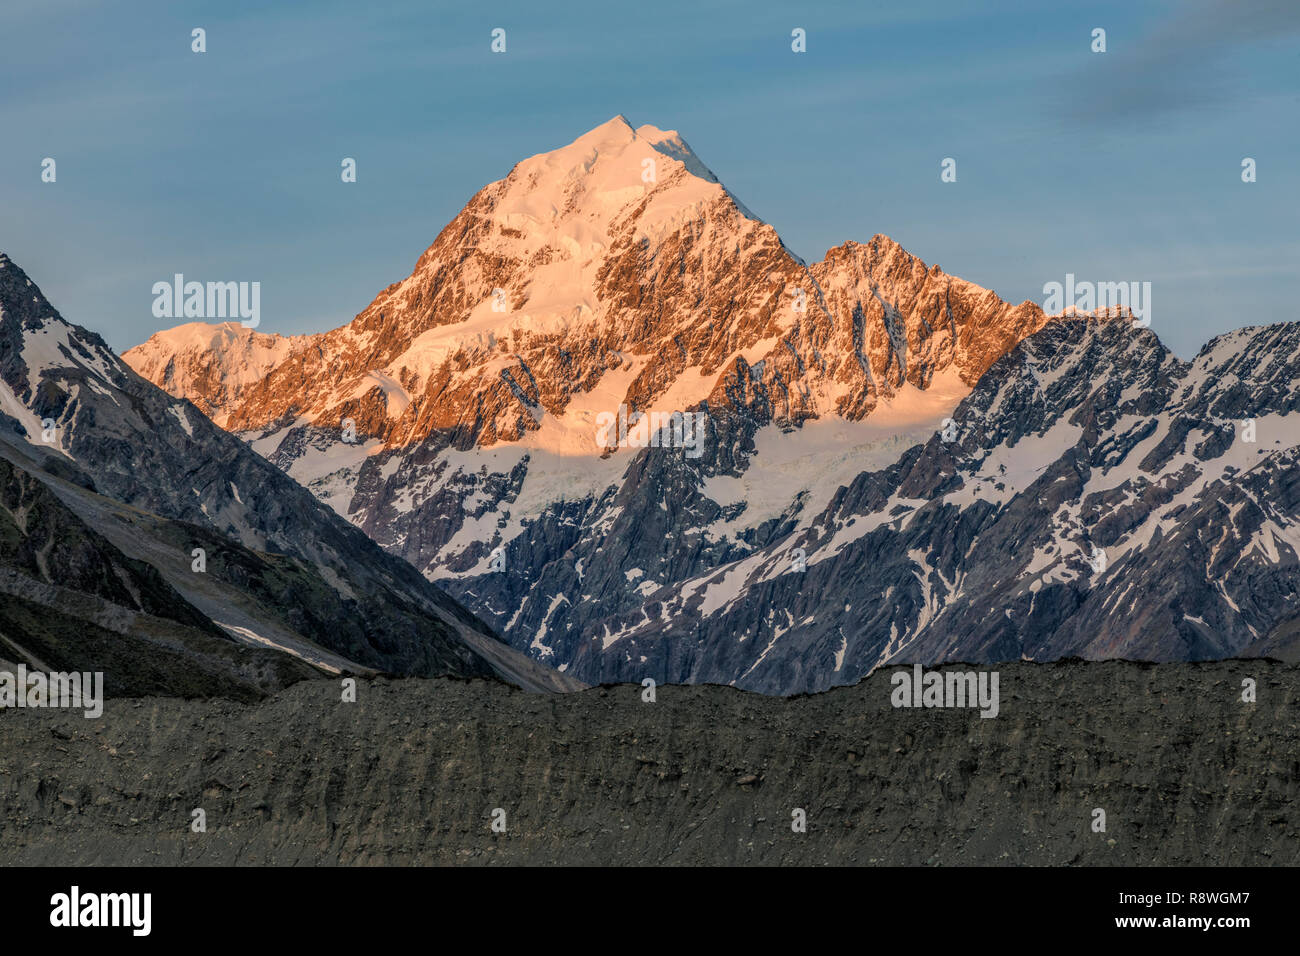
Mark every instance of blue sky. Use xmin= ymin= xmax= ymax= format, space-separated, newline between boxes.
xmin=2 ymin=0 xmax=1297 ymax=357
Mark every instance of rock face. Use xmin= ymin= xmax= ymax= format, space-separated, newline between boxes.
xmin=1 ymin=661 xmax=1296 ymax=865
xmin=0 ymin=252 xmax=580 ymax=694
xmin=125 ymin=116 xmax=1107 ymax=690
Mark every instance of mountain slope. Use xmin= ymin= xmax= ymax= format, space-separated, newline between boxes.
xmin=0 ymin=443 xmax=321 ymax=700
xmin=0 ymin=252 xmax=580 ymax=694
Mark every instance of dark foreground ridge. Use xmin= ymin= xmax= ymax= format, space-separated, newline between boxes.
xmin=1 ymin=660 xmax=1296 ymax=865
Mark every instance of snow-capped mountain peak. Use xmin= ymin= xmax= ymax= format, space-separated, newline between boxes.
xmin=122 ymin=118 xmax=1160 ymax=691
xmin=124 ymin=322 xmax=312 ymax=427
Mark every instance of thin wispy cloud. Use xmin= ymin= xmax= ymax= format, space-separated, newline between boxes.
xmin=1059 ymin=0 xmax=1300 ymax=125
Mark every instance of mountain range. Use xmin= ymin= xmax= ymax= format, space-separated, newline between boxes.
xmin=13 ymin=115 xmax=1296 ymax=696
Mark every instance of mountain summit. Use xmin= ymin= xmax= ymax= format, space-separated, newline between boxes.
xmin=127 ymin=117 xmax=1055 ymax=451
